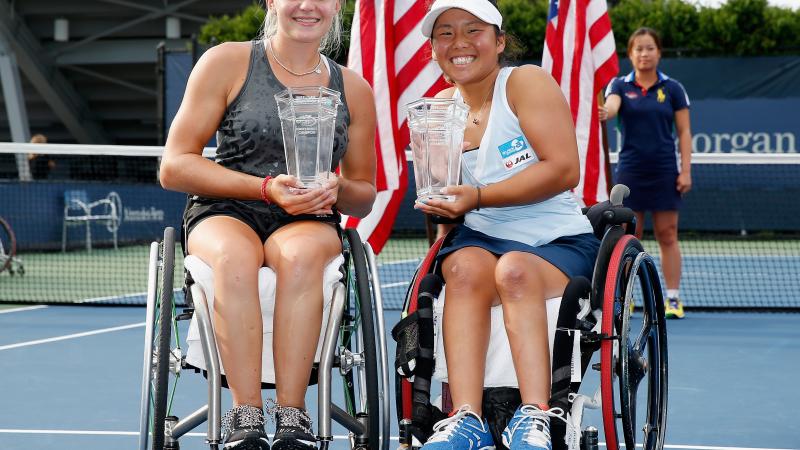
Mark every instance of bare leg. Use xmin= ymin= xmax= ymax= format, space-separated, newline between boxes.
xmin=266 ymin=222 xmax=341 ymax=409
xmin=188 ymin=217 xmax=264 ymax=407
xmin=653 ymin=210 xmax=681 ymax=291
xmin=495 ymin=252 xmax=569 ymax=406
xmin=633 ymin=211 xmax=646 ymax=239
xmin=440 ymin=247 xmax=499 ymax=415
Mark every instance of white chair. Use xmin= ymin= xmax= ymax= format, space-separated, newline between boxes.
xmin=61 ymin=190 xmax=121 ymax=252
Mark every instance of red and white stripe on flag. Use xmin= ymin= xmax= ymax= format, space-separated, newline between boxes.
xmin=542 ymin=0 xmax=618 ymax=206
xmin=343 ymin=0 xmax=449 ymax=253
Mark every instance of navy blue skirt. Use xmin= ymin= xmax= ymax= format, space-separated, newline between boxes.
xmin=614 ymin=170 xmax=682 ymax=212
xmin=436 ymin=225 xmax=600 ymax=279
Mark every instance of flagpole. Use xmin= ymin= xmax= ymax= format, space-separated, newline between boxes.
xmin=598 ymin=91 xmax=613 ymax=196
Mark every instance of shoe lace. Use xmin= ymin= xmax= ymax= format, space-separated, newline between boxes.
xmin=427 ymin=405 xmax=484 ymax=444
xmin=271 ymin=403 xmax=313 ymax=435
xmin=221 ymin=404 xmax=265 ymax=437
xmin=509 ymin=405 xmax=566 ymax=447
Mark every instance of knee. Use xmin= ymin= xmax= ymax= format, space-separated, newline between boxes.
xmin=494 ymin=257 xmax=541 ymax=300
xmin=655 ymin=225 xmax=679 ymax=246
xmin=207 ymin=248 xmax=261 ymax=281
xmin=443 ymin=258 xmax=489 ymax=292
xmin=274 ymin=238 xmax=334 ymax=281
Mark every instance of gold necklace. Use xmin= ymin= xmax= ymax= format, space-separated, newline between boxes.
xmin=469 ymin=84 xmax=494 ymax=125
xmin=267 ymin=39 xmax=322 ymax=76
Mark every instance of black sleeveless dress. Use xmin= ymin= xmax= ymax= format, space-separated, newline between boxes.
xmin=184 ymin=40 xmax=351 ymax=241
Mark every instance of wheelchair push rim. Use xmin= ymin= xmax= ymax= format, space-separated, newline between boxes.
xmin=138 ymin=227 xmax=182 ymax=450
xmin=339 ymin=228 xmax=384 ymax=450
xmin=600 ymin=235 xmax=668 ymax=450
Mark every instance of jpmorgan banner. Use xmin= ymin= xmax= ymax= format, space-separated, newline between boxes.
xmin=604 ymin=55 xmax=800 ymax=155
xmin=607 ymin=97 xmax=799 ymax=154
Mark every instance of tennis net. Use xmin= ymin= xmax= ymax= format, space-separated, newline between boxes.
xmin=0 ymin=143 xmax=797 ymax=311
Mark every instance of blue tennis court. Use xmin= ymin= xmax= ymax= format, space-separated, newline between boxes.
xmin=0 ymin=298 xmax=798 ymax=450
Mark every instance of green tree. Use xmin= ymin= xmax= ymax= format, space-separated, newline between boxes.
xmin=198 ymin=3 xmax=264 ymax=44
xmin=498 ymin=0 xmax=548 ymax=60
xmin=200 ymin=0 xmax=800 ymax=60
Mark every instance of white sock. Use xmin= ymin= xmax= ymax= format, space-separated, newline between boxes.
xmin=667 ymin=289 xmax=680 ymax=299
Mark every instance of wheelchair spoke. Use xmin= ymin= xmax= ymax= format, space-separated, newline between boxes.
xmin=633 ymin=316 xmax=651 ymax=356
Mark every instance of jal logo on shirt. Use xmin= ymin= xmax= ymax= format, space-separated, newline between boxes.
xmin=625 ymin=91 xmax=639 ymax=100
xmin=498 ymin=136 xmax=533 ymax=171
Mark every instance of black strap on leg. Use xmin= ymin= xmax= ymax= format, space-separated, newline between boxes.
xmin=550 ymin=277 xmax=591 ymax=450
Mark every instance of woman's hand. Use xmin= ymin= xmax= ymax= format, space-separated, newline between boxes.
xmin=413 ymin=185 xmax=479 ymax=219
xmin=676 ymin=171 xmax=692 ymax=194
xmin=598 ymin=105 xmax=609 ymax=122
xmin=267 ymin=174 xmax=336 ymax=215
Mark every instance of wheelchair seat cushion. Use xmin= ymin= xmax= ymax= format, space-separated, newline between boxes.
xmin=432 ymin=289 xmax=563 ymax=388
xmin=184 ymin=254 xmax=344 ymax=384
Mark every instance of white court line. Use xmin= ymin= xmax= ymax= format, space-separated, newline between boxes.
xmin=0 ymin=430 xmax=794 ymax=450
xmin=662 ymin=446 xmax=798 ymax=450
xmin=0 ymin=322 xmax=144 ymax=351
xmin=0 ymin=305 xmax=48 ymax=314
xmin=378 ymin=258 xmax=421 ymax=266
xmin=78 ymin=292 xmax=147 ymax=303
xmin=382 ymin=281 xmax=409 ymax=289
xmin=0 ymin=288 xmax=177 ymax=314
xmin=0 ymin=429 xmax=400 ymax=441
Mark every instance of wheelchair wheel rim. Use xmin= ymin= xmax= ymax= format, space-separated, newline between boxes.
xmin=0 ymin=216 xmax=17 ymax=274
xmin=601 ymin=235 xmax=668 ymax=450
xmin=149 ymin=227 xmax=180 ymax=450
xmin=340 ymin=229 xmax=381 ymax=449
xmin=619 ymin=254 xmax=668 ymax=450
xmin=600 ymin=234 xmax=636 ymax=450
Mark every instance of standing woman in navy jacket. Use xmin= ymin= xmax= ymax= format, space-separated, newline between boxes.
xmin=600 ymin=27 xmax=692 ymax=319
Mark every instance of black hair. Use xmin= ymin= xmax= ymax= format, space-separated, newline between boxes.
xmin=627 ymin=27 xmax=662 ymax=55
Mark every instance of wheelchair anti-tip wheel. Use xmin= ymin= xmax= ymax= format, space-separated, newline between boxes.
xmin=339 ymin=228 xmax=384 ymax=450
xmin=600 ymin=235 xmax=668 ymax=450
xmin=138 ymin=227 xmax=182 ymax=450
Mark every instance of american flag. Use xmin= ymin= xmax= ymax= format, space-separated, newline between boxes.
xmin=542 ymin=0 xmax=618 ymax=206
xmin=342 ymin=0 xmax=449 ymax=254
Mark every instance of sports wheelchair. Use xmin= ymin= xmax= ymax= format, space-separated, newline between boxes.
xmin=392 ymin=185 xmax=668 ymax=450
xmin=137 ymin=226 xmax=391 ymax=450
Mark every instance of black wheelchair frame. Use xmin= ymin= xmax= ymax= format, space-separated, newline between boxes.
xmin=138 ymin=227 xmax=391 ymax=450
xmin=393 ymin=185 xmax=669 ymax=450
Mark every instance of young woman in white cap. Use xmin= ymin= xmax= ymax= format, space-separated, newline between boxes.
xmin=413 ymin=1 xmax=600 ymax=450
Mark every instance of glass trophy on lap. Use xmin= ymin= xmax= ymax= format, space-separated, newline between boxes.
xmin=406 ymin=98 xmax=469 ymax=202
xmin=275 ymin=86 xmax=342 ymax=191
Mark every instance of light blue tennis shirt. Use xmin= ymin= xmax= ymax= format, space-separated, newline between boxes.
xmin=455 ymin=67 xmax=592 ymax=247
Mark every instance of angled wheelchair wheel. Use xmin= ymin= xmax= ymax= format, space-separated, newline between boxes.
xmin=0 ymin=216 xmax=16 ymax=274
xmin=340 ymin=228 xmax=382 ymax=449
xmin=600 ymin=235 xmax=668 ymax=450
xmin=138 ymin=227 xmax=182 ymax=450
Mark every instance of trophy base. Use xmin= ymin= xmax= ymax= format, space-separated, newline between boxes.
xmin=417 ymin=193 xmax=455 ymax=202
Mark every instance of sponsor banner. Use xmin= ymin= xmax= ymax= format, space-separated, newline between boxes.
xmin=398 ymin=160 xmax=799 ymax=232
xmin=608 ymin=98 xmax=799 ymax=154
xmin=2 ymin=182 xmax=185 ymax=250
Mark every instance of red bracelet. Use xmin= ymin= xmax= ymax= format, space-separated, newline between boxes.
xmin=260 ymin=176 xmax=272 ymax=205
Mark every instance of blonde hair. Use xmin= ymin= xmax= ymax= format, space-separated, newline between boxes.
xmin=261 ymin=0 xmax=343 ymax=55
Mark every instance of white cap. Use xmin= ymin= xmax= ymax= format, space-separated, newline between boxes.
xmin=421 ymin=0 xmax=503 ymax=38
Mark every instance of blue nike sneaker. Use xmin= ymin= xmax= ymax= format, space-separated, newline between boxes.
xmin=501 ymin=404 xmax=565 ymax=450
xmin=421 ymin=405 xmax=495 ymax=450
